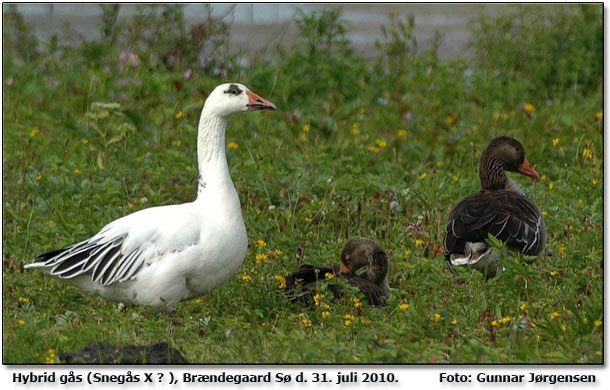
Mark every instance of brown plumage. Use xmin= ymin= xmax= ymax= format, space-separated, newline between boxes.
xmin=444 ymin=136 xmax=546 ymax=278
xmin=284 ymin=237 xmax=390 ymax=307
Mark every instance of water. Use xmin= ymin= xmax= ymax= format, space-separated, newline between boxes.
xmin=4 ymin=4 xmax=508 ymax=59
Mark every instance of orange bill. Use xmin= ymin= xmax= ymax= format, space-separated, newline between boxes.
xmin=246 ymin=90 xmax=276 ymax=111
xmin=518 ymin=157 xmax=539 ymax=180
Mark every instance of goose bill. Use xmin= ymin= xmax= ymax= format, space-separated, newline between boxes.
xmin=339 ymin=263 xmax=351 ymax=274
xmin=518 ymin=157 xmax=539 ymax=180
xmin=246 ymin=90 xmax=276 ymax=111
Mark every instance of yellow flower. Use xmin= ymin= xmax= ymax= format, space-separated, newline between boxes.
xmin=396 ymin=129 xmax=408 ymax=140
xmin=550 ymin=270 xmax=558 ymax=277
xmin=172 ymin=139 xmax=182 ymax=146
xmin=321 ymin=311 xmax=331 ymax=319
xmin=359 ymin=108 xmax=365 ymax=115
xmin=351 ymin=123 xmax=360 ymax=135
xmin=493 ymin=112 xmax=500 ymax=121
xmin=343 ymin=313 xmax=355 ymax=326
xmin=128 ymin=202 xmax=134 ymax=211
xmin=255 ymin=239 xmax=267 ymax=248
xmin=30 ymin=128 xmax=39 ymax=137
xmin=261 ymin=321 xmax=270 ymax=327
xmin=594 ymin=320 xmax=602 ymax=327
xmin=542 ymin=211 xmax=548 ymax=216
xmin=18 ymin=319 xmax=25 ymax=326
xmin=549 ymin=311 xmax=560 ymax=320
xmin=302 ymin=124 xmax=310 ymax=133
xmin=451 ymin=319 xmax=458 ymax=325
xmin=275 ymin=275 xmax=286 ymax=288
xmin=582 ymin=148 xmax=593 ymax=159
xmin=367 ymin=146 xmax=380 ymax=153
xmin=73 ymin=168 xmax=81 ymax=175
xmin=524 ymin=103 xmax=535 ymax=112
xmin=540 ymin=175 xmax=547 ymax=181
xmin=44 ymin=220 xmax=54 ymax=226
xmin=352 ymin=355 xmax=359 ymax=361
xmin=375 ymin=139 xmax=387 ymax=148
xmin=313 ymin=293 xmax=325 ymax=306
xmin=274 ymin=249 xmax=284 ymax=256
xmin=44 ymin=348 xmax=56 ymax=364
xmin=446 ymin=113 xmax=457 ymax=124
xmin=431 ymin=313 xmax=442 ymax=322
xmin=227 ymin=141 xmax=239 ymax=149
xmin=324 ymin=272 xmax=335 ymax=279
xmin=360 ymin=317 xmax=370 ymax=324
xmin=561 ymin=324 xmax=567 ymax=331
xmin=578 ymin=198 xmax=583 ymax=204
xmin=491 ymin=320 xmax=500 ymax=327
xmin=404 ymin=249 xmax=412 ymax=257
xmin=255 ymin=253 xmax=268 ymax=263
xmin=502 ymin=113 xmax=509 ymax=120
xmin=18 ymin=297 xmax=30 ymax=303
xmin=592 ymin=179 xmax=598 ymax=185
xmin=352 ymin=297 xmax=362 ymax=308
xmin=419 ymin=172 xmax=427 ymax=179
xmin=241 ymin=274 xmax=253 ymax=282
xmin=415 ymin=239 xmax=424 ymax=247
xmin=175 ymin=111 xmax=183 ymax=119
xmin=436 ymin=161 xmax=444 ymax=167
xmin=583 ymin=317 xmax=588 ymax=324
xmin=520 ymin=302 xmax=528 ymax=310
xmin=399 ymin=303 xmax=410 ymax=310
xmin=552 ymin=138 xmax=559 ymax=146
xmin=500 ymin=316 xmax=511 ymax=324
xmin=301 ymin=318 xmax=312 ymax=327
xmin=548 ymin=183 xmax=554 ymax=190
xmin=595 ymin=111 xmax=602 ymax=120
xmin=298 ymin=134 xmax=307 ymax=142
xmin=35 ymin=175 xmax=42 ymax=181
xmin=81 ymin=138 xmax=89 ymax=144
xmin=453 ymin=175 xmax=459 ymax=182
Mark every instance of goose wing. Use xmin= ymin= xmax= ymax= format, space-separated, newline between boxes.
xmin=283 ymin=264 xmax=338 ymax=304
xmin=26 ymin=204 xmax=202 ymax=286
xmin=444 ymin=190 xmax=545 ymax=258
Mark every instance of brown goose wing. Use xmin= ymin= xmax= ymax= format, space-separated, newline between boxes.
xmin=283 ymin=264 xmax=338 ymax=304
xmin=283 ymin=264 xmax=388 ymax=307
xmin=444 ymin=190 xmax=545 ymax=258
xmin=342 ymin=272 xmax=389 ymax=307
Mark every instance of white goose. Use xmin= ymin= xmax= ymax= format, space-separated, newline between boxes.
xmin=26 ymin=83 xmax=276 ymax=310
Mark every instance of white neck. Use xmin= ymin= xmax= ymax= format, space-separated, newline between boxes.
xmin=196 ymin=109 xmax=232 ymax=199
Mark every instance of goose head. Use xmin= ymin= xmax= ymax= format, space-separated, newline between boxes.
xmin=203 ymin=83 xmax=276 ymax=118
xmin=479 ymin=136 xmax=539 ymax=191
xmin=339 ymin=237 xmax=388 ymax=285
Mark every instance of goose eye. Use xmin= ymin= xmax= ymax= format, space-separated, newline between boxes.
xmin=224 ymin=85 xmax=242 ymax=96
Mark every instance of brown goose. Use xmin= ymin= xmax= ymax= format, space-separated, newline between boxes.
xmin=443 ymin=136 xmax=546 ymax=278
xmin=284 ymin=237 xmax=390 ymax=307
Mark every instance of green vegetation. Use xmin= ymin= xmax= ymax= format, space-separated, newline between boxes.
xmin=2 ymin=4 xmax=602 ymax=363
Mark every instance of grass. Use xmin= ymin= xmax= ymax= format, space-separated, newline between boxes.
xmin=2 ymin=4 xmax=603 ymax=364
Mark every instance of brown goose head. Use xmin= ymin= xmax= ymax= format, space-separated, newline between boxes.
xmin=479 ymin=136 xmax=539 ymax=191
xmin=339 ymin=237 xmax=389 ymax=287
